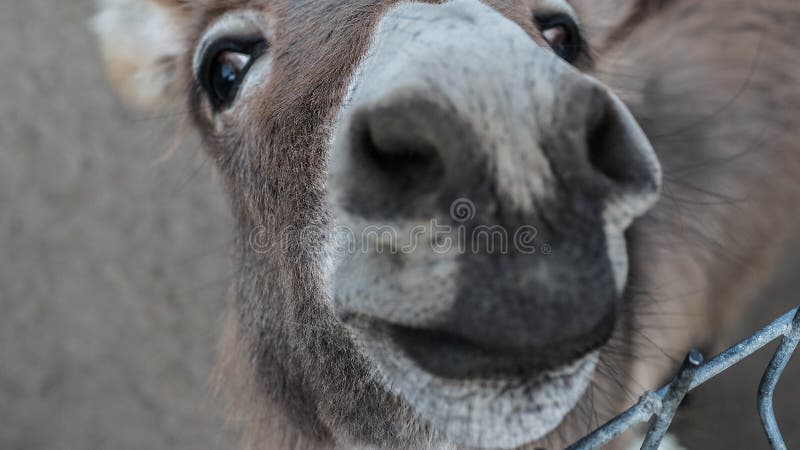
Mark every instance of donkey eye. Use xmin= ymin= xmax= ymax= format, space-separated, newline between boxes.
xmin=535 ymin=14 xmax=583 ymax=64
xmin=199 ymin=38 xmax=265 ymax=110
xmin=209 ymin=51 xmax=250 ymax=104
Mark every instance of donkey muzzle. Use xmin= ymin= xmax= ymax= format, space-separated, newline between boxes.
xmin=330 ymin=0 xmax=661 ymax=379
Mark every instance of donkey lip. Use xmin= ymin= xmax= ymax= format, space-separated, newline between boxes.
xmin=351 ymin=317 xmax=611 ymax=381
xmin=389 ymin=325 xmax=559 ymax=379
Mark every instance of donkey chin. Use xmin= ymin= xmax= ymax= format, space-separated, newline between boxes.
xmin=327 ymin=2 xmax=660 ymax=448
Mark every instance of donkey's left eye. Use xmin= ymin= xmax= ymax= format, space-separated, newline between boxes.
xmin=199 ymin=38 xmax=265 ymax=110
xmin=535 ymin=14 xmax=583 ymax=64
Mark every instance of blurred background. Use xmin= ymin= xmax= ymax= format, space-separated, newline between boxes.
xmin=1 ymin=1 xmax=797 ymax=449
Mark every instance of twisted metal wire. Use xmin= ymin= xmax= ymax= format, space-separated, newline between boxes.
xmin=568 ymin=306 xmax=800 ymax=450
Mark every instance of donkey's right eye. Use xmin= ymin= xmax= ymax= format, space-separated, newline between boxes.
xmin=199 ymin=38 xmax=265 ymax=110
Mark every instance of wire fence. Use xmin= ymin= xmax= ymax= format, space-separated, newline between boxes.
xmin=568 ymin=306 xmax=800 ymax=450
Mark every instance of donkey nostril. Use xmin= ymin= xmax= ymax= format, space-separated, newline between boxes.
xmin=586 ymin=93 xmax=659 ymax=195
xmin=349 ymin=101 xmax=448 ymax=199
xmin=359 ymin=128 xmax=445 ymax=194
xmin=588 ymin=110 xmax=632 ymax=185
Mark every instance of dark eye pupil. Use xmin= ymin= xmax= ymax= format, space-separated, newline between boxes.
xmin=536 ymin=14 xmax=582 ymax=64
xmin=202 ymin=47 xmax=255 ymax=109
xmin=547 ymin=27 xmax=578 ymax=62
xmin=198 ymin=38 xmax=267 ymax=111
xmin=555 ymin=39 xmax=574 ymax=60
xmin=212 ymin=59 xmax=241 ymax=103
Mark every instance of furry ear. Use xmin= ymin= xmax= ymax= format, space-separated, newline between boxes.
xmin=92 ymin=0 xmax=188 ymax=110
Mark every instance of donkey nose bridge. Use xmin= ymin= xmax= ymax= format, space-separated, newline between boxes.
xmin=352 ymin=0 xmax=550 ymax=114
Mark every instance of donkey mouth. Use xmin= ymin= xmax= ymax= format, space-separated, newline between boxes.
xmin=385 ymin=316 xmax=613 ymax=380
xmin=342 ymin=305 xmax=612 ymax=382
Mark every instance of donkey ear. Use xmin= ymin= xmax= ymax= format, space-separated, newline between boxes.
xmin=92 ymin=0 xmax=188 ymax=110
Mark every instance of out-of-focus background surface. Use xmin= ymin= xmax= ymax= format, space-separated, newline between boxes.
xmin=1 ymin=1 xmax=797 ymax=449
xmin=1 ymin=2 xmax=233 ymax=449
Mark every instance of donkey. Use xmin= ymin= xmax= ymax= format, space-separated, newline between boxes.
xmin=93 ymin=0 xmax=800 ymax=448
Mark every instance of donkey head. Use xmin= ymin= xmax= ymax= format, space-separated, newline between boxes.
xmin=96 ymin=0 xmax=800 ymax=448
